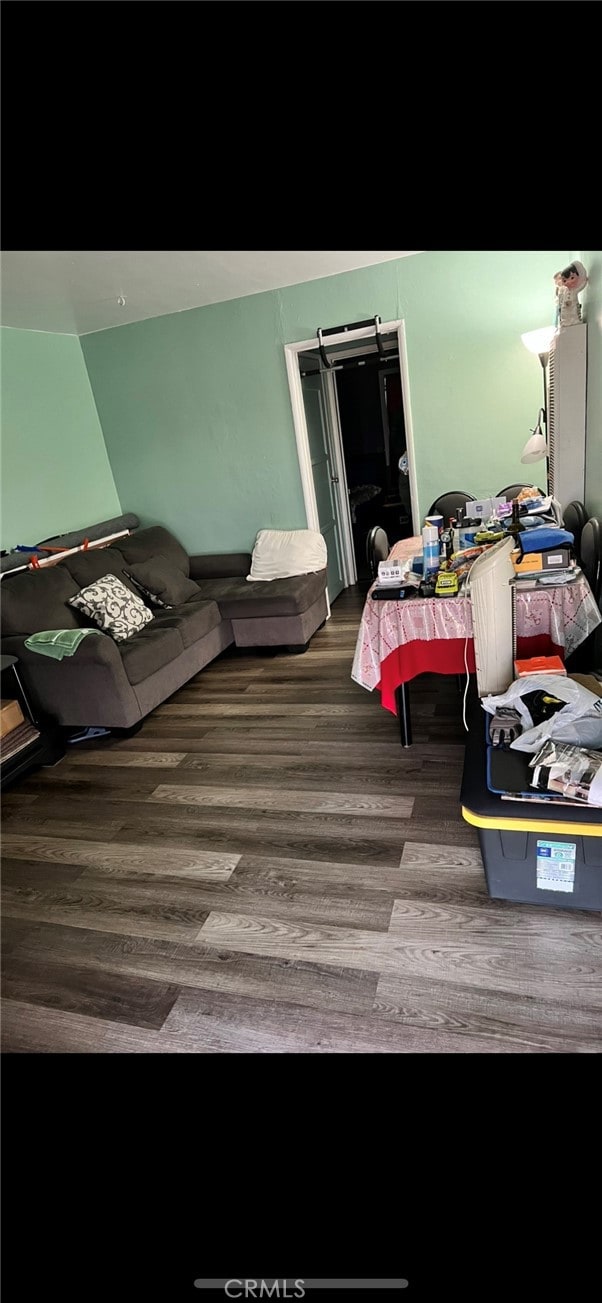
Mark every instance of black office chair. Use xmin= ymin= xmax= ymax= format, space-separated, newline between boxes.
xmin=580 ymin=517 xmax=601 ymax=603
xmin=497 ymin=483 xmax=545 ymax=501
xmin=564 ymin=517 xmax=601 ymax=674
xmin=562 ymin=500 xmax=588 ymax=559
xmin=428 ymin=491 xmax=476 ymax=523
xmin=366 ymin=526 xmax=390 ymax=581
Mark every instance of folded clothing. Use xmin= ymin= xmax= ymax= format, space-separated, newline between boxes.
xmin=24 ymin=628 xmax=105 ymax=660
xmin=518 ymin=526 xmax=574 ymax=554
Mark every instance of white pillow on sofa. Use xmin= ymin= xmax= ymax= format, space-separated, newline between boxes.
xmin=246 ymin=529 xmax=327 ymax=582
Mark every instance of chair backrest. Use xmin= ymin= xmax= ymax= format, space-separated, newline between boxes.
xmin=366 ymin=526 xmax=390 ymax=580
xmin=428 ymin=491 xmax=476 ymax=524
xmin=497 ymin=483 xmax=545 ymax=501
xmin=562 ymin=500 xmax=588 ymax=557
xmin=580 ymin=518 xmax=601 ymax=603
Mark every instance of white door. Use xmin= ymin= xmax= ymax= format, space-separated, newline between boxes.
xmin=301 ymin=371 xmax=345 ymax=603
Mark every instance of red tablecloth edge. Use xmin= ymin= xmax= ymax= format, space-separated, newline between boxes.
xmin=377 ymin=635 xmax=563 ymax=717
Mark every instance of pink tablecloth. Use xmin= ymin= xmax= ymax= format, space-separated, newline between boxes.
xmin=351 ymin=540 xmax=601 ymax=714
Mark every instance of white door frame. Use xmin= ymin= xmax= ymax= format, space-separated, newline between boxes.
xmin=284 ymin=319 xmax=419 ymax=586
xmin=323 ymin=368 xmax=356 ymax=587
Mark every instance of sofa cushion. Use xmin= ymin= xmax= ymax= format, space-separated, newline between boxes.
xmin=69 ymin=574 xmax=155 ymax=643
xmin=0 ymin=564 xmax=82 ymax=636
xmin=192 ymin=570 xmax=327 ymax=619
xmin=119 ymin=625 xmax=184 ymax=685
xmin=63 ymin=547 xmax=141 ymax=596
xmin=117 ymin=526 xmax=191 ymax=577
xmin=152 ymin=598 xmax=222 ymax=649
xmin=125 ymin=557 xmax=200 ymax=607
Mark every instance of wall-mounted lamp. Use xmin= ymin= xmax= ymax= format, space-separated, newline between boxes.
xmin=520 ymin=326 xmax=557 ymax=482
xmin=521 ymin=408 xmax=548 ymax=464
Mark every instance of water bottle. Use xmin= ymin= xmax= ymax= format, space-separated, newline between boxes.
xmin=422 ymin=525 xmax=439 ymax=576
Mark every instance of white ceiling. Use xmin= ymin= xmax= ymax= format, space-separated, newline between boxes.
xmin=0 ymin=250 xmax=423 ymax=337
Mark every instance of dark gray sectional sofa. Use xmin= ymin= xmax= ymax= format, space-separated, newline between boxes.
xmin=0 ymin=524 xmax=328 ymax=730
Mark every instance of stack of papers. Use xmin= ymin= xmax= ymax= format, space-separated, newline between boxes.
xmin=512 ymin=570 xmax=577 ymax=588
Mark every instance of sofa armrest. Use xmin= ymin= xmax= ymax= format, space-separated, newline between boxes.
xmin=189 ymin=553 xmax=252 ymax=580
xmin=1 ymin=633 xmax=139 ymax=728
xmin=2 ymin=632 xmax=124 ymax=672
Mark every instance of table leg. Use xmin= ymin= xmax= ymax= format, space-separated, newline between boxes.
xmin=396 ymin=682 xmax=412 ymax=747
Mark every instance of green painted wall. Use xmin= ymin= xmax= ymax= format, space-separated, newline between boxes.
xmin=0 ymin=328 xmax=121 ymax=551
xmin=80 ymin=251 xmax=572 ymax=555
xmin=583 ymin=250 xmax=602 ymax=516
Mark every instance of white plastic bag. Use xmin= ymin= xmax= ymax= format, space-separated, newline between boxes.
xmin=481 ymin=673 xmax=602 ymax=753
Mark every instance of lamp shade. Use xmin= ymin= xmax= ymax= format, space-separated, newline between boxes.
xmin=521 ymin=326 xmax=557 ymax=356
xmin=521 ymin=409 xmax=548 ymax=463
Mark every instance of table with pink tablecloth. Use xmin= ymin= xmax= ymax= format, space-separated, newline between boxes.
xmin=352 ymin=539 xmax=601 ymax=718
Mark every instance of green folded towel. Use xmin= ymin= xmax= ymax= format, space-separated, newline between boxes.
xmin=24 ymin=628 xmax=105 ymax=660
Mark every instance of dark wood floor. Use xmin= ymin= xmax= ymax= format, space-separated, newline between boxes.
xmin=2 ymin=587 xmax=601 ymax=1053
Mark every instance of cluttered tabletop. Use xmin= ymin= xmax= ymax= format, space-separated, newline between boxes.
xmin=373 ymin=488 xmax=579 ymax=601
xmin=351 ymin=489 xmax=602 ymax=759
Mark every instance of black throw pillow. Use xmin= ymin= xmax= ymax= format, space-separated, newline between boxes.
xmin=124 ymin=556 xmax=201 ymax=607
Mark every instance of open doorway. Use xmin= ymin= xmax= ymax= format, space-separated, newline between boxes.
xmin=331 ymin=351 xmax=413 ymax=584
xmin=284 ymin=318 xmax=418 ymax=602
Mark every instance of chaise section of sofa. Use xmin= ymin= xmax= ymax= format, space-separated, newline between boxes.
xmin=189 ymin=553 xmax=328 ymax=649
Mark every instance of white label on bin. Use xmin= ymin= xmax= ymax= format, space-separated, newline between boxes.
xmin=536 ymin=841 xmax=576 ymax=893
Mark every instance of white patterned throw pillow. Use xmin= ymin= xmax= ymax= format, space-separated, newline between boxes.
xmin=69 ymin=573 xmax=154 ymax=642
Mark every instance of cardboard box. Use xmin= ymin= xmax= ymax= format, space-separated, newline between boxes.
xmin=513 ymin=552 xmax=543 ymax=575
xmin=0 ymin=699 xmax=25 ymax=739
xmin=512 ymin=549 xmax=571 ymax=576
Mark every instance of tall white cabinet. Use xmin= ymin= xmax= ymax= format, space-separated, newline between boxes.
xmin=547 ymin=322 xmax=587 ymax=509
